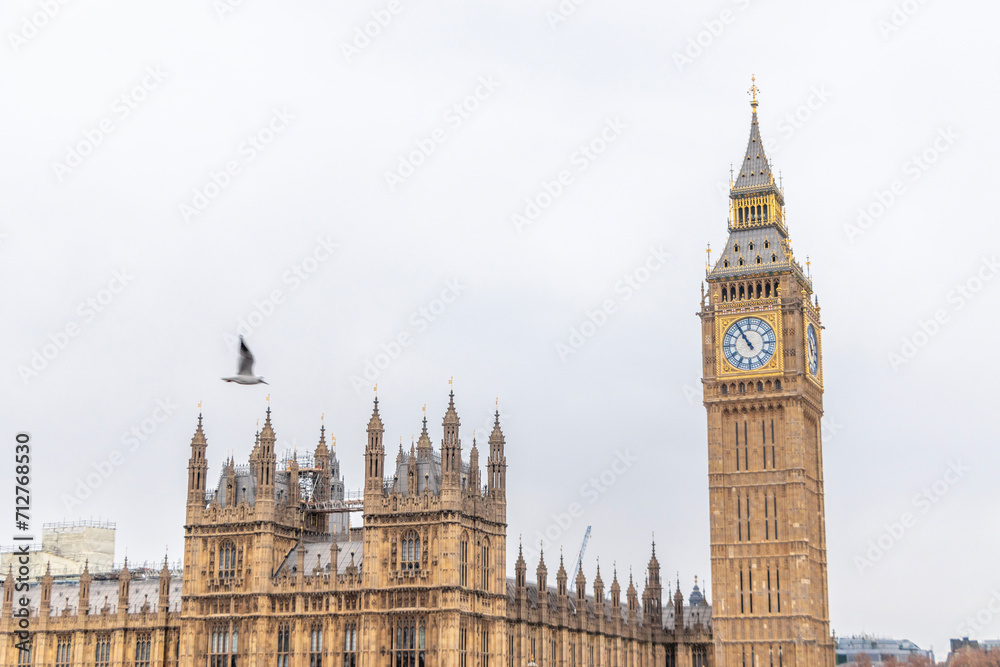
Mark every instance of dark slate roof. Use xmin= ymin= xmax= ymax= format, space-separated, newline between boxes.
xmin=732 ymin=108 xmax=775 ymax=193
xmin=389 ymin=452 xmax=469 ymax=496
xmin=21 ymin=576 xmax=183 ymax=615
xmin=276 ymin=538 xmax=364 ymax=577
xmin=710 ymin=227 xmax=790 ymax=279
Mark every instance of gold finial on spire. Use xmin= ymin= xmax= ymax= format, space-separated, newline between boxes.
xmin=198 ymin=400 xmax=202 ymax=409
xmin=373 ymin=384 xmax=377 ymax=395
xmin=449 ymin=376 xmax=453 ymax=386
xmin=321 ymin=412 xmax=324 ymax=422
xmin=266 ymin=394 xmax=270 ymax=403
xmin=706 ymin=242 xmax=712 ymax=266
xmin=332 ymin=436 xmax=337 ymax=449
xmin=749 ymin=74 xmax=760 ymax=109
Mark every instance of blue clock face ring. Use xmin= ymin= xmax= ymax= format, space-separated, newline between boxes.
xmin=723 ymin=317 xmax=777 ymax=371
xmin=807 ymin=323 xmax=819 ymax=376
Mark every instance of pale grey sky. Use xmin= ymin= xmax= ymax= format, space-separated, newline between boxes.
xmin=3 ymin=0 xmax=998 ymax=657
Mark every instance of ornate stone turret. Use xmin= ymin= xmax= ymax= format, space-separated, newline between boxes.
xmin=407 ymin=442 xmax=418 ymax=496
xmin=467 ymin=437 xmax=481 ymax=496
xmin=593 ymin=561 xmax=605 ymax=616
xmin=39 ymin=562 xmax=52 ymax=616
xmin=626 ymin=571 xmax=638 ymax=621
xmin=313 ymin=422 xmax=330 ymax=503
xmin=158 ymin=556 xmax=171 ymax=614
xmin=673 ymin=580 xmax=685 ymax=631
xmin=610 ymin=565 xmax=621 ymax=615
xmin=417 ymin=410 xmax=432 ymax=460
xmin=252 ymin=407 xmax=278 ymax=501
xmin=3 ymin=566 xmax=14 ymax=617
xmin=536 ymin=547 xmax=548 ymax=608
xmin=575 ymin=565 xmax=586 ymax=605
xmin=643 ymin=539 xmax=662 ymax=626
xmin=487 ymin=408 xmax=506 ymax=499
xmin=515 ymin=541 xmax=527 ymax=590
xmin=117 ymin=560 xmax=131 ymax=616
xmin=79 ymin=560 xmax=92 ymax=616
xmin=187 ymin=411 xmax=208 ymax=507
xmin=440 ymin=390 xmax=462 ymax=490
xmin=365 ymin=397 xmax=385 ymax=495
xmin=556 ymin=552 xmax=568 ymax=604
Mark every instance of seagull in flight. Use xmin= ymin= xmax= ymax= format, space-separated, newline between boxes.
xmin=222 ymin=336 xmax=268 ymax=385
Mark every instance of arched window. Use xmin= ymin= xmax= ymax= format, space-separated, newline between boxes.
xmin=724 ymin=259 xmax=729 ymax=268
xmin=764 ymin=239 xmax=769 ymax=249
xmin=393 ymin=617 xmax=426 ymax=665
xmin=739 ymin=383 xmax=746 ymax=394
xmin=730 ymin=285 xmax=736 ymax=301
xmin=756 ymin=282 xmax=762 ymax=299
xmin=343 ymin=622 xmax=358 ymax=667
xmin=277 ymin=623 xmax=290 ymax=667
xmin=755 ymin=256 xmax=762 ymax=265
xmin=739 ymin=284 xmax=745 ymax=300
xmin=481 ymin=539 xmax=490 ymax=591
xmin=401 ymin=531 xmax=421 ymax=571
xmin=762 ymin=204 xmax=767 ymax=221
xmin=738 ymin=208 xmax=744 ymax=223
xmin=134 ymin=634 xmax=151 ymax=667
xmin=459 ymin=532 xmax=469 ymax=587
xmin=765 ymin=282 xmax=771 ymax=298
xmin=721 ymin=385 xmax=728 ymax=395
xmin=756 ymin=381 xmax=763 ymax=392
xmin=775 ymin=380 xmax=782 ymax=390
xmin=771 ymin=254 xmax=777 ymax=263
xmin=721 ymin=287 xmax=728 ymax=302
xmin=219 ymin=541 xmax=236 ymax=580
xmin=749 ymin=242 xmax=755 ymax=251
xmin=309 ymin=625 xmax=323 ymax=667
xmin=738 ymin=258 xmax=745 ymax=266
xmin=209 ymin=625 xmax=238 ymax=667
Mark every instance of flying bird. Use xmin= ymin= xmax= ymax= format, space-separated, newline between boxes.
xmin=222 ymin=336 xmax=268 ymax=385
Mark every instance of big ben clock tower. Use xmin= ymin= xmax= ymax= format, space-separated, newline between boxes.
xmin=699 ymin=80 xmax=834 ymax=667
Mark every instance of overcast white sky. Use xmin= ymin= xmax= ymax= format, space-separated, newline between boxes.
xmin=3 ymin=0 xmax=998 ymax=657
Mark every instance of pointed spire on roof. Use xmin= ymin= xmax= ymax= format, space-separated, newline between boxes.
xmin=367 ymin=395 xmax=383 ymax=432
xmin=443 ymin=387 xmax=460 ymax=425
xmin=732 ymin=76 xmax=776 ymax=193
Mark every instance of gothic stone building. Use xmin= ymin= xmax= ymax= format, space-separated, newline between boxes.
xmin=0 ymin=393 xmax=713 ymax=666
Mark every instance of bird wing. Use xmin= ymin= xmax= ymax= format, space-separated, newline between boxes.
xmin=238 ymin=336 xmax=256 ymax=375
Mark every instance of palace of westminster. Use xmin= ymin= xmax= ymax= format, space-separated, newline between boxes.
xmin=0 ymin=90 xmax=834 ymax=666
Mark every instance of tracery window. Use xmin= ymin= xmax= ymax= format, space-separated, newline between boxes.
xmin=277 ymin=622 xmax=290 ymax=667
xmin=393 ymin=617 xmax=426 ymax=667
xmin=219 ymin=540 xmax=236 ymax=580
xmin=135 ymin=633 xmax=152 ymax=667
xmin=209 ymin=624 xmax=238 ymax=667
xmin=459 ymin=532 xmax=469 ymax=587
xmin=55 ymin=635 xmax=71 ymax=667
xmin=17 ymin=641 xmax=32 ymax=666
xmin=310 ymin=625 xmax=324 ymax=667
xmin=401 ymin=531 xmax=421 ymax=571
xmin=343 ymin=622 xmax=358 ymax=667
xmin=95 ymin=634 xmax=111 ymax=667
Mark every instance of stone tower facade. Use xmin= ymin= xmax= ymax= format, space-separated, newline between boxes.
xmin=1 ymin=391 xmax=715 ymax=666
xmin=698 ymin=86 xmax=834 ymax=666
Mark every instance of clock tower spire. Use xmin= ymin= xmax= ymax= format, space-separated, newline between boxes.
xmin=699 ymin=81 xmax=834 ymax=667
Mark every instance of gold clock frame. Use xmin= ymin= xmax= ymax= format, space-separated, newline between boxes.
xmin=715 ymin=309 xmax=784 ymax=377
xmin=804 ymin=316 xmax=824 ymax=387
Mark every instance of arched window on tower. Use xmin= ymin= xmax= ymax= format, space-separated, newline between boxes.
xmin=459 ymin=532 xmax=469 ymax=587
xmin=762 ymin=204 xmax=768 ymax=221
xmin=775 ymin=380 xmax=782 ymax=390
xmin=721 ymin=385 xmax=728 ymax=395
xmin=739 ymin=383 xmax=746 ymax=394
xmin=765 ymin=282 xmax=771 ymax=298
xmin=219 ymin=541 xmax=236 ymax=580
xmin=401 ymin=531 xmax=421 ymax=571
xmin=481 ymin=538 xmax=490 ymax=591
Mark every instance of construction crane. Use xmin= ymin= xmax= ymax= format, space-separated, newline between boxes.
xmin=571 ymin=525 xmax=592 ymax=590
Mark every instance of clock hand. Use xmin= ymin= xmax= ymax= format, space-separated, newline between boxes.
xmin=739 ymin=325 xmax=754 ymax=350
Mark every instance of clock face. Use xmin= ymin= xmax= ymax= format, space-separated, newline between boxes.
xmin=807 ymin=323 xmax=819 ymax=376
xmin=723 ymin=317 xmax=777 ymax=371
